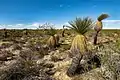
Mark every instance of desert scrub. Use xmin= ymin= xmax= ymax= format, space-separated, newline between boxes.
xmin=103 ymin=39 xmax=120 ymax=55
xmin=0 ymin=52 xmax=39 ymax=80
xmin=0 ymin=42 xmax=13 ymax=49
xmin=26 ymin=43 xmax=49 ymax=58
xmin=0 ymin=50 xmax=13 ymax=61
xmin=0 ymin=49 xmax=54 ymax=80
xmin=100 ymin=52 xmax=120 ymax=80
xmin=94 ymin=40 xmax=120 ymax=80
xmin=12 ymin=43 xmax=22 ymax=50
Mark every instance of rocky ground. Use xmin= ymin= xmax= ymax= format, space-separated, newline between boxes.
xmin=0 ymin=31 xmax=120 ymax=80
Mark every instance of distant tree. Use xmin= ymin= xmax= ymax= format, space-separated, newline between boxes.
xmin=62 ymin=25 xmax=65 ymax=37
xmin=3 ymin=28 xmax=7 ymax=38
xmin=39 ymin=22 xmax=55 ymax=30
xmin=23 ymin=28 xmax=28 ymax=35
xmin=0 ymin=24 xmax=8 ymax=38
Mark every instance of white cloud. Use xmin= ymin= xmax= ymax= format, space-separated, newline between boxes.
xmin=0 ymin=22 xmax=57 ymax=29
xmin=7 ymin=25 xmax=13 ymax=27
xmin=16 ymin=24 xmax=23 ymax=26
xmin=103 ymin=20 xmax=120 ymax=23
xmin=0 ymin=20 xmax=120 ymax=29
xmin=31 ymin=22 xmax=40 ymax=27
xmin=103 ymin=20 xmax=120 ymax=29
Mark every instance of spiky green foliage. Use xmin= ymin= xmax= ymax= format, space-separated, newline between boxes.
xmin=47 ymin=27 xmax=57 ymax=36
xmin=97 ymin=14 xmax=109 ymax=21
xmin=68 ymin=17 xmax=94 ymax=35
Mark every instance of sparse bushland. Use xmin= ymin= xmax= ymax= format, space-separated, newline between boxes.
xmin=0 ymin=19 xmax=120 ymax=80
xmin=94 ymin=40 xmax=120 ymax=80
xmin=0 ymin=48 xmax=54 ymax=80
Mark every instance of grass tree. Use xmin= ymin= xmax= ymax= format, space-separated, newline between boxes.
xmin=23 ymin=28 xmax=28 ymax=35
xmin=94 ymin=14 xmax=109 ymax=44
xmin=47 ymin=27 xmax=57 ymax=49
xmin=3 ymin=28 xmax=7 ymax=38
xmin=66 ymin=17 xmax=94 ymax=76
xmin=47 ymin=27 xmax=60 ymax=49
xmin=68 ymin=17 xmax=94 ymax=55
xmin=62 ymin=25 xmax=65 ymax=37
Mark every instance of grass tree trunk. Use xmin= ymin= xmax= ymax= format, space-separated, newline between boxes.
xmin=67 ymin=34 xmax=88 ymax=76
xmin=93 ymin=31 xmax=99 ymax=45
xmin=67 ymin=53 xmax=83 ymax=77
xmin=62 ymin=29 xmax=65 ymax=37
xmin=62 ymin=25 xmax=65 ymax=37
xmin=4 ymin=29 xmax=7 ymax=38
xmin=54 ymin=34 xmax=60 ymax=47
xmin=94 ymin=21 xmax=102 ymax=45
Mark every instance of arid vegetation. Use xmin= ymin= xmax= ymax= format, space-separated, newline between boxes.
xmin=0 ymin=15 xmax=120 ymax=80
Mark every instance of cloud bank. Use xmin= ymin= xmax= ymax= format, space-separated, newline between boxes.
xmin=103 ymin=20 xmax=120 ymax=29
xmin=0 ymin=20 xmax=120 ymax=29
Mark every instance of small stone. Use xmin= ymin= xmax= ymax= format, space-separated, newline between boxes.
xmin=45 ymin=68 xmax=56 ymax=75
xmin=43 ymin=62 xmax=54 ymax=68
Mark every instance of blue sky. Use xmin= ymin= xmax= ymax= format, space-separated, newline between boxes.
xmin=0 ymin=0 xmax=120 ymax=29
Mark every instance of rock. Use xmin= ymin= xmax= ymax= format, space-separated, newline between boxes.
xmin=12 ymin=50 xmax=20 ymax=56
xmin=64 ymin=40 xmax=71 ymax=44
xmin=23 ymin=75 xmax=54 ymax=80
xmin=50 ymin=50 xmax=69 ymax=62
xmin=43 ymin=55 xmax=52 ymax=61
xmin=67 ymin=54 xmax=83 ymax=77
xmin=54 ymin=59 xmax=72 ymax=72
xmin=39 ymin=70 xmax=55 ymax=80
xmin=7 ymin=57 xmax=13 ymax=60
xmin=73 ymin=68 xmax=105 ymax=80
xmin=43 ymin=62 xmax=54 ymax=68
xmin=54 ymin=71 xmax=72 ymax=80
xmin=36 ymin=59 xmax=45 ymax=65
xmin=4 ymin=60 xmax=17 ymax=66
xmin=0 ymin=50 xmax=8 ymax=61
xmin=44 ymin=68 xmax=56 ymax=75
